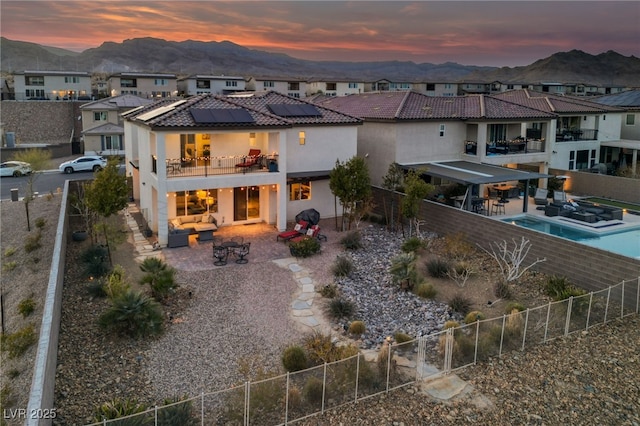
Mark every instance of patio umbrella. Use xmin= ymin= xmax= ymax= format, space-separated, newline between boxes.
xmin=295 ymin=208 xmax=320 ymax=226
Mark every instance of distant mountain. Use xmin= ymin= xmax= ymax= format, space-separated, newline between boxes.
xmin=1 ymin=37 xmax=639 ymax=86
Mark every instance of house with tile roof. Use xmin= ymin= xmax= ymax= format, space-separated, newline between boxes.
xmin=245 ymin=77 xmax=307 ymax=98
xmin=306 ymin=78 xmax=365 ymax=97
xmin=122 ymin=91 xmax=361 ymax=246
xmin=13 ymin=70 xmax=92 ymax=100
xmin=177 ymin=75 xmax=247 ymax=96
xmin=107 ymin=72 xmax=178 ymax=98
xmin=79 ymin=94 xmax=153 ymax=156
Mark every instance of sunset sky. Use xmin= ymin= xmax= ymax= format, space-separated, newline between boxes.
xmin=1 ymin=1 xmax=638 ymax=67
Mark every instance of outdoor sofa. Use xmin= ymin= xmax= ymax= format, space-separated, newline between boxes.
xmin=545 ymin=201 xmax=623 ymax=222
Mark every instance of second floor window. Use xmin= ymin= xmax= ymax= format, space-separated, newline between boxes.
xmin=626 ymin=114 xmax=636 ymax=125
xmin=225 ymin=80 xmax=238 ymax=87
xmin=288 ymin=82 xmax=300 ymax=91
xmin=326 ymin=83 xmax=337 ymax=90
xmin=94 ymin=111 xmax=108 ymax=121
xmin=121 ymin=78 xmax=137 ymax=88
xmin=26 ymin=76 xmax=44 ymax=86
xmin=154 ymin=79 xmax=168 ymax=86
xmin=196 ymin=80 xmax=210 ymax=89
xmin=439 ymin=124 xmax=446 ymax=137
xmin=263 ymin=81 xmax=275 ymax=88
xmin=348 ymin=82 xmax=358 ymax=89
xmin=65 ymin=76 xmax=80 ymax=83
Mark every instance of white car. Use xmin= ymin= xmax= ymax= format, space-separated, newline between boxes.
xmin=59 ymin=156 xmax=107 ymax=174
xmin=0 ymin=161 xmax=32 ymax=177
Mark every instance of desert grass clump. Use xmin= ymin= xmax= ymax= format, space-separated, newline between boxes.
xmin=34 ymin=217 xmax=46 ymax=229
xmin=303 ymin=376 xmax=324 ymax=405
xmin=464 ymin=310 xmax=486 ymax=324
xmin=287 ymin=385 xmax=303 ymax=409
xmin=448 ymin=294 xmax=472 ymax=315
xmin=93 ymin=398 xmax=148 ymax=423
xmin=443 ymin=232 xmax=475 ymax=260
xmin=393 ymin=332 xmax=413 ymax=344
xmin=425 ymin=257 xmax=450 ymax=278
xmin=401 ymin=236 xmax=424 ymax=253
xmin=2 ymin=261 xmax=17 ymax=272
xmin=332 ymin=256 xmax=354 ymax=277
xmin=326 ymin=297 xmax=355 ymax=320
xmin=348 ymin=320 xmax=366 ymax=336
xmin=282 ymin=345 xmax=308 ymax=372
xmin=493 ymin=280 xmax=512 ymax=300
xmin=544 ymin=275 xmax=586 ymax=301
xmin=376 ymin=342 xmax=397 ymax=380
xmin=24 ymin=231 xmax=42 ymax=253
xmin=414 ymin=282 xmax=437 ymax=299
xmin=319 ymin=283 xmax=339 ymax=299
xmin=302 ymin=332 xmax=356 ymax=364
xmin=17 ymin=297 xmax=36 ymax=318
xmin=98 ymin=290 xmax=164 ymax=338
xmin=3 ymin=246 xmax=17 ymax=257
xmin=1 ymin=324 xmax=37 ymax=359
xmin=339 ymin=230 xmax=362 ymax=250
xmin=504 ymin=302 xmax=526 ymax=314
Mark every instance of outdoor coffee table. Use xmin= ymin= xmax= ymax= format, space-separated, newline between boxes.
xmin=572 ymin=211 xmax=597 ymax=223
xmin=197 ymin=229 xmax=214 ymax=242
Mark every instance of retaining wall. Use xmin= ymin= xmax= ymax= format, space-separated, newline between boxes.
xmin=549 ymin=168 xmax=640 ymax=205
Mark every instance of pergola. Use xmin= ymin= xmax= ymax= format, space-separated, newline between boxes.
xmin=401 ymin=160 xmax=553 ymax=213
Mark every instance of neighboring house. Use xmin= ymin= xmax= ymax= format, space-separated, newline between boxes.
xmin=122 ymin=91 xmax=361 ymax=246
xmin=592 ymin=90 xmax=640 ymax=175
xmin=13 ymin=70 xmax=92 ymax=100
xmin=306 ymin=79 xmax=364 ymax=97
xmin=365 ymin=79 xmax=413 ymax=92
xmin=177 ymin=75 xmax=247 ymax=96
xmin=413 ymin=81 xmax=459 ymax=97
xmin=245 ymin=77 xmax=307 ymax=98
xmin=107 ymin=73 xmax=178 ymax=98
xmin=457 ymin=81 xmax=491 ymax=95
xmin=314 ymin=90 xmax=556 ymax=188
xmin=80 ymin=94 xmax=153 ymax=156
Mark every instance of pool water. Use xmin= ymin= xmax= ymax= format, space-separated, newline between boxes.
xmin=503 ymin=215 xmax=640 ymax=259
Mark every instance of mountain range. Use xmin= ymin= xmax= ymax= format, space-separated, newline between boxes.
xmin=2 ymin=37 xmax=639 ymax=86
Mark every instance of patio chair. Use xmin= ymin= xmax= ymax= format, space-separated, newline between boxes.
xmin=533 ymin=188 xmax=549 ymax=205
xmin=235 ymin=242 xmax=251 ymax=264
xmin=235 ymin=149 xmax=261 ymax=170
xmin=276 ymin=220 xmax=308 ymax=241
xmin=213 ymin=244 xmax=228 ymax=266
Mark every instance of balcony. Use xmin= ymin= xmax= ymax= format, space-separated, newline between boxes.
xmin=484 ymin=138 xmax=546 ymax=156
xmin=555 ymin=128 xmax=598 ymax=142
xmin=152 ymin=153 xmax=279 ymax=178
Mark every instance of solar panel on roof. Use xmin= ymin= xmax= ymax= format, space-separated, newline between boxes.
xmin=190 ymin=108 xmax=254 ymax=124
xmin=267 ymin=104 xmax=321 ymax=117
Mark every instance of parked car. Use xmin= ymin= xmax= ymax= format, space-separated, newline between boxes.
xmin=0 ymin=161 xmax=32 ymax=177
xmin=59 ymin=156 xmax=107 ymax=174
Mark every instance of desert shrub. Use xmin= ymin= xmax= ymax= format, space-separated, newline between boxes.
xmin=287 ymin=385 xmax=303 ymax=409
xmin=348 ymin=320 xmax=366 ymax=336
xmin=93 ymin=398 xmax=148 ymax=424
xmin=3 ymin=247 xmax=16 ymax=257
xmin=81 ymin=245 xmax=111 ymax=277
xmin=302 ymin=332 xmax=356 ymax=364
xmin=104 ymin=265 xmax=130 ymax=300
xmin=389 ymin=252 xmax=419 ymax=291
xmin=2 ymin=261 xmax=17 ymax=272
xmin=139 ymin=258 xmax=177 ymax=300
xmin=17 ymin=297 xmax=36 ymax=318
xmin=443 ymin=320 xmax=460 ymax=330
xmin=448 ymin=294 xmax=472 ymax=315
xmin=340 ymin=230 xmax=362 ymax=250
xmin=87 ymin=278 xmax=107 ymax=298
xmin=394 ymin=332 xmax=413 ymax=344
xmin=493 ymin=281 xmax=512 ymax=299
xmin=504 ymin=302 xmax=526 ymax=314
xmin=376 ymin=343 xmax=397 ymax=381
xmin=98 ymin=290 xmax=164 ymax=338
xmin=303 ymin=376 xmax=324 ymax=405
xmin=24 ymin=231 xmax=42 ymax=253
xmin=332 ymin=256 xmax=354 ymax=277
xmin=414 ymin=282 xmax=437 ymax=299
xmin=289 ymin=237 xmax=321 ymax=258
xmin=443 ymin=232 xmax=474 ymax=260
xmin=1 ymin=324 xmax=37 ymax=359
xmin=425 ymin=258 xmax=450 ymax=278
xmin=282 ymin=345 xmax=308 ymax=372
xmin=157 ymin=396 xmax=198 ymax=426
xmin=325 ymin=297 xmax=355 ymax=320
xmin=464 ymin=310 xmax=486 ymax=324
xmin=401 ymin=236 xmax=424 ymax=253
xmin=34 ymin=217 xmax=46 ymax=229
xmin=544 ymin=275 xmax=586 ymax=302
xmin=451 ymin=333 xmax=477 ymax=364
xmin=504 ymin=311 xmax=525 ymax=342
xmin=319 ymin=283 xmax=339 ymax=299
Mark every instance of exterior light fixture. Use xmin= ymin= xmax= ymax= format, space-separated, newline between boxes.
xmin=249 ymin=132 xmax=256 ymax=146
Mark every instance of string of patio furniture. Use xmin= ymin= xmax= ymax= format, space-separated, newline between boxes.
xmin=212 ymin=237 xmax=251 ymax=265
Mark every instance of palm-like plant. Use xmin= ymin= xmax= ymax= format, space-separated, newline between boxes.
xmin=139 ymin=257 xmax=176 ymax=300
xmin=389 ymin=252 xmax=418 ymax=290
xmin=98 ymin=290 xmax=164 ymax=338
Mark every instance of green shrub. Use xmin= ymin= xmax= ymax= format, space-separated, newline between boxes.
xmin=3 ymin=247 xmax=16 ymax=257
xmin=289 ymin=237 xmax=321 ymax=258
xmin=104 ymin=265 xmax=130 ymax=300
xmin=17 ymin=297 xmax=36 ymax=318
xmin=87 ymin=278 xmax=107 ymax=298
xmin=34 ymin=217 xmax=46 ymax=229
xmin=401 ymin=237 xmax=424 ymax=253
xmin=24 ymin=232 xmax=42 ymax=253
xmin=303 ymin=376 xmax=324 ymax=405
xmin=302 ymin=332 xmax=356 ymax=364
xmin=2 ymin=261 xmax=17 ymax=272
xmin=544 ymin=275 xmax=586 ymax=302
xmin=282 ymin=345 xmax=308 ymax=372
xmin=93 ymin=398 xmax=148 ymax=424
xmin=348 ymin=320 xmax=366 ymax=336
xmin=1 ymin=324 xmax=37 ymax=359
xmin=389 ymin=252 xmax=418 ymax=291
xmin=414 ymin=282 xmax=437 ymax=299
xmin=339 ymin=231 xmax=362 ymax=250
xmin=332 ymin=256 xmax=354 ymax=277
xmin=464 ymin=310 xmax=486 ymax=324
xmin=81 ymin=245 xmax=111 ymax=278
xmin=394 ymin=332 xmax=413 ymax=344
xmin=325 ymin=297 xmax=355 ymax=320
xmin=139 ymin=258 xmax=177 ymax=300
xmin=157 ymin=396 xmax=198 ymax=426
xmin=426 ymin=258 xmax=450 ymax=278
xmin=319 ymin=284 xmax=339 ymax=299
xmin=504 ymin=302 xmax=526 ymax=314
xmin=448 ymin=294 xmax=472 ymax=315
xmin=98 ymin=290 xmax=164 ymax=338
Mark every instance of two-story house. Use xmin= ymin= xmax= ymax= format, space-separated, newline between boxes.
xmin=79 ymin=94 xmax=153 ymax=156
xmin=245 ymin=77 xmax=307 ymax=98
xmin=306 ymin=79 xmax=364 ymax=97
xmin=122 ymin=91 xmax=361 ymax=246
xmin=177 ymin=75 xmax=247 ymax=96
xmin=13 ymin=70 xmax=92 ymax=101
xmin=366 ymin=79 xmax=413 ymax=92
xmin=108 ymin=73 xmax=178 ymax=98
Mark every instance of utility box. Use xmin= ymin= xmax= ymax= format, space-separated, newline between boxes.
xmin=11 ymin=188 xmax=19 ymax=201
xmin=5 ymin=132 xmax=15 ymax=148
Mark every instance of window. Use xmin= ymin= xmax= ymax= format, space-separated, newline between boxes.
xmin=439 ymin=124 xmax=445 ymax=137
xmin=326 ymin=83 xmax=337 ymax=90
xmin=287 ymin=82 xmax=300 ymax=90
xmin=102 ymin=135 xmax=122 ymax=151
xmin=348 ymin=82 xmax=358 ymax=89
xmin=489 ymin=124 xmax=507 ymax=142
xmin=290 ymin=182 xmax=311 ymax=200
xmin=426 ymin=83 xmax=435 ymax=91
xmin=26 ymin=89 xmax=45 ymax=98
xmin=225 ymin=80 xmax=238 ymax=87
xmin=175 ymin=189 xmax=218 ymax=216
xmin=288 ymin=93 xmax=300 ymax=98
xmin=93 ymin=111 xmax=108 ymax=121
xmin=569 ymin=151 xmax=575 ymax=170
xmin=507 ymin=84 xmax=514 ymax=90
xmin=121 ymin=78 xmax=137 ymax=88
xmin=298 ymin=131 xmax=306 ymax=145
xmin=25 ymin=76 xmax=44 ymax=86
xmin=196 ymin=80 xmax=210 ymax=89
xmin=626 ymin=114 xmax=635 ymax=126
xmin=445 ymin=84 xmax=452 ymax=89
xmin=154 ymin=79 xmax=168 ymax=86
xmin=263 ymin=81 xmax=275 ymax=88
xmin=65 ymin=76 xmax=80 ymax=83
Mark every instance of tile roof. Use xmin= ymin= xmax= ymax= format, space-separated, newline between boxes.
xmin=591 ymin=90 xmax=640 ymax=109
xmin=80 ymin=94 xmax=153 ymax=110
xmin=124 ymin=91 xmax=361 ymax=130
xmin=494 ymin=89 xmax=622 ymax=114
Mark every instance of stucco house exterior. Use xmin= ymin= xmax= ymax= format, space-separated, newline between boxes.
xmin=122 ymin=91 xmax=361 ymax=247
xmin=13 ymin=70 xmax=92 ymax=100
xmin=245 ymin=77 xmax=307 ymax=98
xmin=79 ymin=94 xmax=153 ymax=156
xmin=107 ymin=73 xmax=178 ymax=98
xmin=306 ymin=79 xmax=364 ymax=97
xmin=177 ymin=75 xmax=247 ymax=96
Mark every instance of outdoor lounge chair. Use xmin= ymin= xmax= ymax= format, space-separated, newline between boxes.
xmin=533 ymin=188 xmax=549 ymax=205
xmin=276 ymin=220 xmax=308 ymax=241
xmin=236 ymin=149 xmax=261 ymax=169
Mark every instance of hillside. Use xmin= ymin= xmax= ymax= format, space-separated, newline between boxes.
xmin=2 ymin=37 xmax=639 ymax=86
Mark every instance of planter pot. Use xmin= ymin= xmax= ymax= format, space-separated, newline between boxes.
xmin=72 ymin=230 xmax=88 ymax=242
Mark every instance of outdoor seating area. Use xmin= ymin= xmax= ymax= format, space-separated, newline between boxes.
xmin=544 ymin=199 xmax=623 ymax=222
xmin=212 ymin=236 xmax=251 ymax=265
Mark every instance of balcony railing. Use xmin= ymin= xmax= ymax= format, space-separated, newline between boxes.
xmin=483 ymin=138 xmax=546 ymax=156
xmin=556 ymin=128 xmax=598 ymax=142
xmin=152 ymin=154 xmax=279 ymax=178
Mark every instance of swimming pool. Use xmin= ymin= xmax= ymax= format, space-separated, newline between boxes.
xmin=502 ymin=215 xmax=640 ymax=259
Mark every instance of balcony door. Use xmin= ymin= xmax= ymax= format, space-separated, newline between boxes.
xmin=233 ymin=186 xmax=260 ymax=221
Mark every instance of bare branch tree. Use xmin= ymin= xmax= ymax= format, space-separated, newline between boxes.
xmin=478 ymin=237 xmax=546 ymax=283
xmin=446 ymin=263 xmax=474 ymax=288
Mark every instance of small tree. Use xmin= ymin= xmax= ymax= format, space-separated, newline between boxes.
xmin=69 ymin=181 xmax=99 ymax=243
xmin=400 ymin=169 xmax=433 ymax=237
xmin=329 ymin=156 xmax=372 ymax=230
xmin=478 ymin=237 xmax=546 ymax=283
xmin=12 ymin=149 xmax=51 ymax=231
xmin=381 ymin=162 xmax=404 ymax=232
